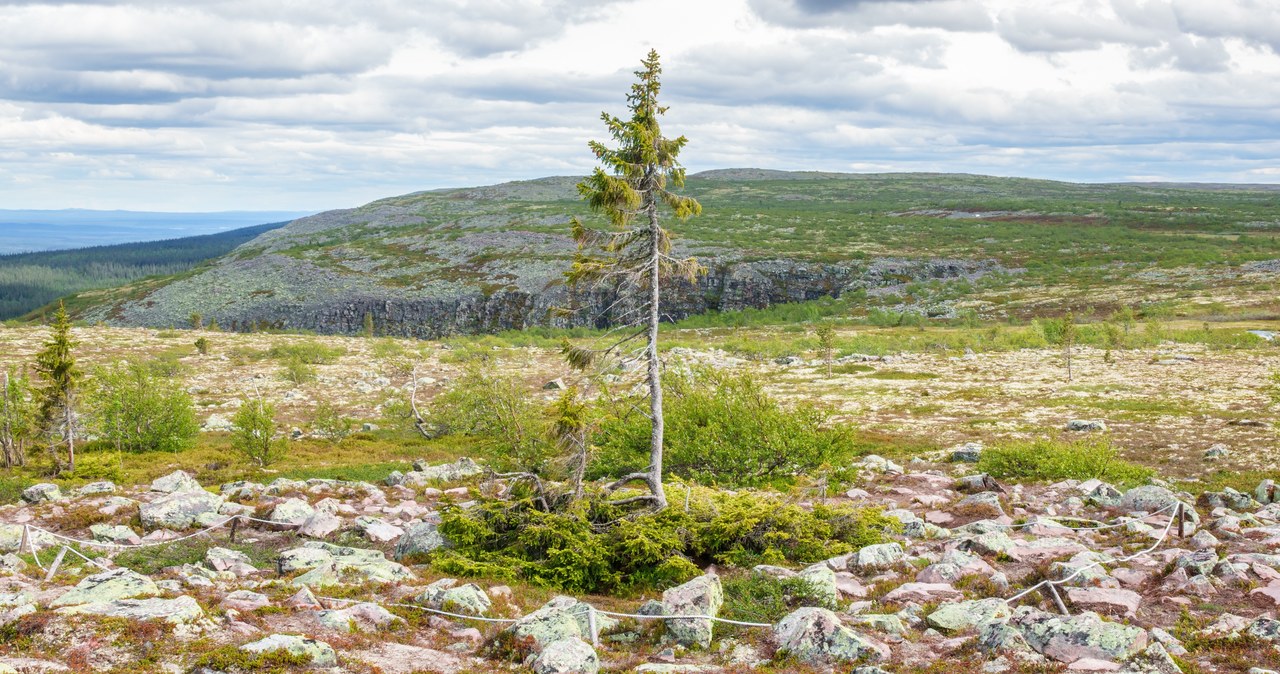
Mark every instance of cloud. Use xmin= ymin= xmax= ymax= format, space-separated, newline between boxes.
xmin=749 ymin=0 xmax=994 ymax=32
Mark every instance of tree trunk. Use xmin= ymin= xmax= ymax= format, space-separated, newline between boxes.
xmin=645 ymin=196 xmax=668 ymax=510
xmin=65 ymin=390 xmax=75 ymax=473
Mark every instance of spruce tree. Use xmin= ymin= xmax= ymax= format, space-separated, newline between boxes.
xmin=565 ymin=50 xmax=702 ymax=509
xmin=34 ymin=301 xmax=82 ymax=472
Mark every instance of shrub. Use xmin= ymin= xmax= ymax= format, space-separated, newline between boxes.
xmin=267 ymin=341 xmax=344 ymax=365
xmin=312 ymin=401 xmax=353 ymax=442
xmin=279 ymin=356 xmax=316 ymax=385
xmin=427 ymin=363 xmax=551 ymax=473
xmin=194 ymin=337 xmax=210 ymax=356
xmin=720 ymin=573 xmax=835 ymax=626
xmin=230 ymin=398 xmax=285 ymax=467
xmin=978 ymin=438 xmax=1154 ymax=487
xmin=88 ymin=360 xmax=199 ymax=453
xmin=592 ymin=369 xmax=857 ymax=488
xmin=433 ymin=487 xmax=897 ymax=594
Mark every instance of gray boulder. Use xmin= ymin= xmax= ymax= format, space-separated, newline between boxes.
xmin=406 ymin=457 xmax=483 ymax=484
xmin=532 ymin=638 xmax=600 ymax=674
xmin=415 ymin=578 xmax=492 ymax=616
xmin=774 ymin=607 xmax=888 ymax=663
xmin=1257 ymin=479 xmax=1278 ymax=505
xmin=269 ymin=497 xmax=316 ymax=526
xmin=140 ymin=489 xmax=224 ymax=530
xmin=75 ymin=481 xmax=117 ymax=496
xmin=504 ymin=596 xmax=588 ymax=652
xmin=241 ymin=634 xmax=337 ymax=667
xmin=150 ymin=470 xmax=202 ymax=494
xmin=950 ymin=442 xmax=983 ymax=463
xmin=661 ymin=574 xmax=723 ymax=648
xmin=50 ymin=568 xmax=159 ymax=607
xmin=21 ymin=483 xmax=61 ymax=504
xmin=926 ymin=598 xmax=1011 ymax=633
xmin=797 ymin=565 xmax=838 ymax=607
xmin=1010 ymin=606 xmax=1148 ymax=663
xmin=393 ymin=521 xmax=448 ymax=561
xmin=280 ymin=542 xmax=414 ymax=587
xmin=854 ymin=542 xmax=905 ymax=570
xmin=1066 ymin=419 xmax=1107 ymax=432
xmin=56 ymin=595 xmax=204 ymax=624
xmin=89 ymin=524 xmax=141 ymax=545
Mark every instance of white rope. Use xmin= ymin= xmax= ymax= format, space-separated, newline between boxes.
xmin=316 ymin=595 xmax=773 ymax=628
xmin=592 ymin=607 xmax=772 ymax=628
xmin=316 ymin=594 xmax=522 ymax=624
xmin=1004 ymin=504 xmax=1180 ymax=605
xmin=982 ymin=502 xmax=1179 ymax=532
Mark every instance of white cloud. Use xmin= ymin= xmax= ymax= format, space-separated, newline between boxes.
xmin=0 ymin=0 xmax=1276 ymax=210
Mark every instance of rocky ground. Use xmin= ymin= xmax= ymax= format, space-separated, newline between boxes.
xmin=2 ymin=452 xmax=1280 ymax=673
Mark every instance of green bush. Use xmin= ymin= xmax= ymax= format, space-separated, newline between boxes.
xmin=312 ymin=401 xmax=353 ymax=442
xmin=230 ymin=398 xmax=285 ymax=467
xmin=267 ymin=341 xmax=345 ymax=365
xmin=279 ymin=356 xmax=316 ymax=385
xmin=426 ymin=363 xmax=551 ymax=473
xmin=977 ymin=438 xmax=1154 ymax=487
xmin=433 ymin=487 xmax=897 ymax=595
xmin=592 ymin=369 xmax=857 ymax=488
xmin=720 ymin=573 xmax=835 ymax=626
xmin=88 ymin=360 xmax=199 ymax=453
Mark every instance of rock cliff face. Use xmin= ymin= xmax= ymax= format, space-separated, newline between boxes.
xmin=76 ymin=173 xmax=1008 ymax=336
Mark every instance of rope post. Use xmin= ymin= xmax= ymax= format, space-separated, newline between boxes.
xmin=44 ymin=546 xmax=69 ymax=583
xmin=1176 ymin=503 xmax=1186 ymax=539
xmin=587 ymin=606 xmax=599 ymax=647
xmin=19 ymin=524 xmax=29 ymax=556
xmin=1045 ymin=584 xmax=1070 ymax=616
xmin=229 ymin=516 xmax=239 ymax=544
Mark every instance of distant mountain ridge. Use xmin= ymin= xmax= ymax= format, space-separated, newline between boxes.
xmin=55 ymin=170 xmax=1280 ymax=335
xmin=0 ymin=209 xmax=312 ymax=254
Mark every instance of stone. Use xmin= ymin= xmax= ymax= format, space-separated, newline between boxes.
xmin=926 ymin=599 xmax=1011 ymax=633
xmin=1066 ymin=420 xmax=1107 ymax=432
xmin=957 ymin=473 xmax=1004 ymax=494
xmin=407 ymin=457 xmax=484 ymax=484
xmin=57 ymin=595 xmax=204 ymax=624
xmin=221 ymin=590 xmax=271 ymax=612
xmin=50 ymin=568 xmax=159 ymax=607
xmin=1065 ymin=588 xmax=1141 ymax=618
xmin=240 ymin=634 xmax=337 ymax=667
xmin=356 ymin=516 xmax=405 ymax=542
xmin=797 ymin=565 xmax=839 ymax=607
xmin=150 ymin=470 xmax=202 ymax=493
xmin=140 ymin=489 xmax=224 ymax=530
xmin=1010 ymin=607 xmax=1148 ymax=663
xmin=532 ymin=638 xmax=600 ymax=674
xmin=882 ymin=582 xmax=963 ymax=604
xmin=74 ymin=481 xmax=116 ymax=496
xmin=205 ymin=546 xmax=256 ymax=575
xmin=21 ymin=483 xmax=61 ymax=503
xmin=1120 ymin=487 xmax=1194 ymax=523
xmin=298 ymin=512 xmax=342 ymax=538
xmin=394 ymin=521 xmax=449 ymax=560
xmin=416 ymin=579 xmax=492 ymax=616
xmin=1117 ymin=642 xmax=1182 ymax=674
xmin=855 ymin=542 xmax=905 ymax=570
xmin=281 ymin=542 xmax=414 ymax=587
xmin=1258 ymin=479 xmax=1279 ymax=505
xmin=1246 ymin=616 xmax=1280 ymax=642
xmin=89 ymin=524 xmax=141 ymax=545
xmin=957 ymin=491 xmax=1006 ymax=517
xmin=661 ymin=574 xmax=723 ymax=648
xmin=1203 ymin=443 xmax=1231 ymax=460
xmin=857 ymin=455 xmax=904 ymax=474
xmin=505 ymin=597 xmax=588 ymax=652
xmin=773 ymin=607 xmax=889 ymax=663
xmin=270 ymin=497 xmax=316 ymax=525
xmin=950 ymin=441 xmax=983 ymax=463
xmin=317 ymin=602 xmax=400 ymax=632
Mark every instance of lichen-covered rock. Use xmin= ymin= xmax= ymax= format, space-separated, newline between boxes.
xmin=282 ymin=542 xmax=413 ymax=587
xmin=316 ymin=602 xmax=400 ymax=632
xmin=405 ymin=457 xmax=483 ymax=484
xmin=925 ymin=598 xmax=1011 ymax=633
xmin=1120 ymin=486 xmax=1197 ymax=523
xmin=140 ymin=489 xmax=224 ymax=530
xmin=1118 ymin=642 xmax=1183 ymax=674
xmin=75 ymin=481 xmax=117 ymax=496
xmin=393 ymin=521 xmax=448 ymax=561
xmin=355 ymin=516 xmax=404 ymax=543
xmin=205 ymin=546 xmax=257 ymax=576
xmin=21 ymin=483 xmax=61 ymax=503
xmin=57 ymin=595 xmax=204 ymax=624
xmin=1066 ymin=419 xmax=1107 ymax=432
xmin=415 ymin=578 xmax=492 ymax=616
xmin=532 ymin=638 xmax=600 ymax=674
xmin=240 ymin=634 xmax=337 ymax=667
xmin=88 ymin=523 xmax=141 ymax=545
xmin=797 ymin=565 xmax=838 ymax=607
xmin=1065 ymin=587 xmax=1142 ymax=618
xmin=1010 ymin=607 xmax=1148 ymax=663
xmin=50 ymin=568 xmax=159 ymax=607
xmin=855 ymin=542 xmax=905 ymax=570
xmin=661 ymin=574 xmax=723 ymax=648
xmin=221 ymin=590 xmax=271 ymax=612
xmin=270 ymin=497 xmax=316 ymax=525
xmin=1247 ymin=617 xmax=1280 ymax=642
xmin=298 ymin=512 xmax=342 ymax=539
xmin=150 ymin=470 xmax=202 ymax=494
xmin=774 ymin=607 xmax=889 ymax=663
xmin=506 ymin=596 xmax=586 ymax=651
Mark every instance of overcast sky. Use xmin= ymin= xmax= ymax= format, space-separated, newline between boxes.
xmin=1 ymin=0 xmax=1278 ymax=211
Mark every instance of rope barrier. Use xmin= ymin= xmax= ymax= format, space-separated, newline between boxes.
xmin=22 ymin=513 xmax=303 ymax=550
xmin=982 ymin=502 xmax=1180 ymax=532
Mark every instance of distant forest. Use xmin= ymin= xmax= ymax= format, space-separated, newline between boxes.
xmin=0 ymin=222 xmax=286 ymax=320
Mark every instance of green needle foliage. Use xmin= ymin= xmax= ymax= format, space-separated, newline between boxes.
xmin=33 ymin=301 xmax=82 ymax=472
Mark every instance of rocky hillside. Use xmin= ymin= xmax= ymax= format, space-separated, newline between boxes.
xmin=66 ymin=171 xmax=1280 ymax=336
xmin=3 ymin=454 xmax=1279 ymax=672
